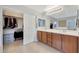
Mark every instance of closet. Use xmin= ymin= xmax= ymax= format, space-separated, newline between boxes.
xmin=3 ymin=15 xmax=17 ymax=29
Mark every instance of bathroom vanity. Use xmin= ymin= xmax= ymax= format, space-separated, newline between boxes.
xmin=37 ymin=28 xmax=79 ymax=53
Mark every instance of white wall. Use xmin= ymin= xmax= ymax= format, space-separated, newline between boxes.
xmin=23 ymin=14 xmax=37 ymax=45
xmin=0 ymin=8 xmax=3 ymax=52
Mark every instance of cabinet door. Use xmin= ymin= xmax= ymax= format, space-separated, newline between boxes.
xmin=52 ymin=33 xmax=62 ymax=50
xmin=47 ymin=32 xmax=52 ymax=46
xmin=41 ymin=31 xmax=47 ymax=44
xmin=78 ymin=37 xmax=79 ymax=53
xmin=37 ymin=31 xmax=42 ymax=42
xmin=62 ymin=35 xmax=77 ymax=53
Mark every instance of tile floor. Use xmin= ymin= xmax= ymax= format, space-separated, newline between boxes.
xmin=3 ymin=40 xmax=61 ymax=53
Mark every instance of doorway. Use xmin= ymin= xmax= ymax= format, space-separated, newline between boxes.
xmin=3 ymin=9 xmax=24 ymax=52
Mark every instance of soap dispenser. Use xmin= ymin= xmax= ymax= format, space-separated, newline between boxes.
xmin=50 ymin=23 xmax=53 ymax=29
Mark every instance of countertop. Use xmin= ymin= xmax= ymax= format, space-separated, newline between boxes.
xmin=37 ymin=28 xmax=79 ymax=37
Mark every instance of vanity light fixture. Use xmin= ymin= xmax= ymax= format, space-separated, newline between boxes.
xmin=44 ymin=5 xmax=63 ymax=15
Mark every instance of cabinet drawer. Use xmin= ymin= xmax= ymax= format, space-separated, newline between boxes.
xmin=47 ymin=33 xmax=51 ymax=37
xmin=52 ymin=33 xmax=62 ymax=50
xmin=47 ymin=37 xmax=51 ymax=42
xmin=47 ymin=32 xmax=51 ymax=42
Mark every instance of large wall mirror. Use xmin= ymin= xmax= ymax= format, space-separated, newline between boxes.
xmin=67 ymin=19 xmax=77 ymax=30
xmin=38 ymin=18 xmax=45 ymax=27
xmin=58 ymin=20 xmax=67 ymax=27
xmin=77 ymin=10 xmax=79 ymax=28
xmin=52 ymin=20 xmax=67 ymax=29
xmin=52 ymin=18 xmax=77 ymax=30
xmin=77 ymin=20 xmax=79 ymax=28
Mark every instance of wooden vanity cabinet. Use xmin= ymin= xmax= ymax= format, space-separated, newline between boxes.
xmin=37 ymin=31 xmax=78 ymax=53
xmin=78 ymin=37 xmax=79 ymax=52
xmin=37 ymin=31 xmax=42 ymax=42
xmin=41 ymin=31 xmax=47 ymax=44
xmin=61 ymin=35 xmax=77 ymax=53
xmin=52 ymin=33 xmax=62 ymax=50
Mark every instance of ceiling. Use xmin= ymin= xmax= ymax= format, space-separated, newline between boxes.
xmin=26 ymin=5 xmax=78 ymax=18
xmin=2 ymin=5 xmax=79 ymax=19
xmin=50 ymin=5 xmax=78 ymax=18
xmin=1 ymin=5 xmax=40 ymax=16
xmin=25 ymin=5 xmax=47 ymax=13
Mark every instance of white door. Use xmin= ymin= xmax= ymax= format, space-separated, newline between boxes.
xmin=23 ymin=14 xmax=36 ymax=45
